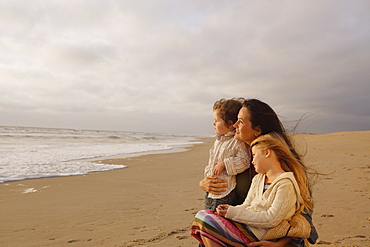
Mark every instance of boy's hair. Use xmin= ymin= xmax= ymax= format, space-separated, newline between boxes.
xmin=251 ymin=132 xmax=313 ymax=213
xmin=213 ymin=98 xmax=244 ymax=127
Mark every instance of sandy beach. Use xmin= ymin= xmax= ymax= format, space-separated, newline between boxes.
xmin=0 ymin=131 xmax=369 ymax=247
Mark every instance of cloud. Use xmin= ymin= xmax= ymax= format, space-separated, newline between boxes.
xmin=0 ymin=0 xmax=369 ymax=134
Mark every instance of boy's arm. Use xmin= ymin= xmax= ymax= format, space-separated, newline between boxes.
xmin=213 ymin=161 xmax=226 ymax=176
xmin=224 ymin=142 xmax=251 ymax=175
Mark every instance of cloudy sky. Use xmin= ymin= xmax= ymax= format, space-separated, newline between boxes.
xmin=0 ymin=0 xmax=369 ymax=135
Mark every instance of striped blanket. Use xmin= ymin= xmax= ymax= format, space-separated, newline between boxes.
xmin=190 ymin=210 xmax=258 ymax=247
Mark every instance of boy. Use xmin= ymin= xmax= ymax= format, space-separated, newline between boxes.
xmin=204 ymin=98 xmax=250 ymax=210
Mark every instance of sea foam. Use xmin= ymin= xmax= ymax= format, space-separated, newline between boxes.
xmin=0 ymin=126 xmax=202 ymax=183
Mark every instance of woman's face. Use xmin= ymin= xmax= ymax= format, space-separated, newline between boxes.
xmin=233 ymin=107 xmax=261 ymax=145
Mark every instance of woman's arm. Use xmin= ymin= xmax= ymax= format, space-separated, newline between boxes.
xmin=199 ymin=176 xmax=228 ymax=194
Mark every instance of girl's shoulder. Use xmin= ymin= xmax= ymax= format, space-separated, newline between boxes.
xmin=271 ymin=172 xmax=300 ymax=193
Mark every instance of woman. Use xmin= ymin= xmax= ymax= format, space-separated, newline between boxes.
xmin=198 ymin=99 xmax=317 ymax=247
xmin=192 ymin=132 xmax=313 ymax=246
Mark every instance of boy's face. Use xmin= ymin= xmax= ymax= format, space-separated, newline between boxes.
xmin=213 ymin=110 xmax=233 ymax=135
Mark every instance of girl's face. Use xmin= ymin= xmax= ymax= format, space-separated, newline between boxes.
xmin=213 ymin=110 xmax=233 ymax=135
xmin=233 ymin=107 xmax=261 ymax=145
xmin=251 ymin=146 xmax=268 ymax=174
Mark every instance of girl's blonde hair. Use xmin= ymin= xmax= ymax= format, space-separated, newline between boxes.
xmin=251 ymin=132 xmax=313 ymax=213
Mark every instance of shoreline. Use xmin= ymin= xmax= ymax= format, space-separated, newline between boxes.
xmin=0 ymin=138 xmax=207 ymax=184
xmin=77 ymin=140 xmax=206 ymax=164
xmin=0 ymin=132 xmax=369 ymax=246
xmin=0 ymin=137 xmax=214 ymax=247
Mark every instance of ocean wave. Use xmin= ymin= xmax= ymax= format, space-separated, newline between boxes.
xmin=0 ymin=126 xmax=201 ymax=183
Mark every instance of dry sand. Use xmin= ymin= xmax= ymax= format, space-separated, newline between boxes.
xmin=0 ymin=131 xmax=369 ymax=247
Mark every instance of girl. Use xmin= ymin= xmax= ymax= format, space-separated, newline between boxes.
xmin=191 ymin=132 xmax=313 ymax=247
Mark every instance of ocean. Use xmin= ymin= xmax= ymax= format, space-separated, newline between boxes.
xmin=0 ymin=126 xmax=203 ymax=183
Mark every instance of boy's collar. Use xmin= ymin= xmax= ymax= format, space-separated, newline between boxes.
xmin=217 ymin=130 xmax=235 ymax=140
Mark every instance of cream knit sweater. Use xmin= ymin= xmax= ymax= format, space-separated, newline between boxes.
xmin=225 ymin=172 xmax=303 ymax=240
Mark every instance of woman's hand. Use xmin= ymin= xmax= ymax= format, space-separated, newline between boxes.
xmin=247 ymin=237 xmax=291 ymax=247
xmin=247 ymin=241 xmax=282 ymax=247
xmin=199 ymin=176 xmax=228 ymax=194
xmin=216 ymin=204 xmax=229 ymax=217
